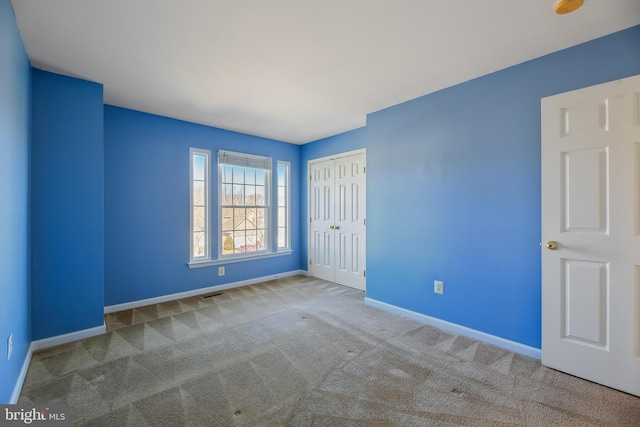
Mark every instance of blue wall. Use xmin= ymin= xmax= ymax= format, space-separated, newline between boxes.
xmin=104 ymin=106 xmax=301 ymax=306
xmin=0 ymin=0 xmax=31 ymax=403
xmin=3 ymin=7 xmax=639 ymax=405
xmin=301 ymin=127 xmax=366 ymax=162
xmin=31 ymin=70 xmax=105 ymax=340
xmin=299 ymin=128 xmax=366 ymax=268
xmin=365 ymin=25 xmax=640 ymax=349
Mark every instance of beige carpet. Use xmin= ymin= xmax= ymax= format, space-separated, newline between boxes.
xmin=19 ymin=275 xmax=640 ymax=426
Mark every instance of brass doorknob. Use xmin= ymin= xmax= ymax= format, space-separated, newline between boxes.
xmin=545 ymin=241 xmax=558 ymax=250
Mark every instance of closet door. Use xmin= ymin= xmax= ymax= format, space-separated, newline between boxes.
xmin=309 ymin=159 xmax=335 ymax=282
xmin=309 ymin=152 xmax=366 ymax=290
xmin=333 ymin=153 xmax=366 ymax=290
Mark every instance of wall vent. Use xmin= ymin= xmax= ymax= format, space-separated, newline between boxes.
xmin=202 ymin=293 xmax=223 ymax=299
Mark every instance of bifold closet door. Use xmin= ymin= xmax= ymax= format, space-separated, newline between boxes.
xmin=309 ymin=152 xmax=366 ymax=291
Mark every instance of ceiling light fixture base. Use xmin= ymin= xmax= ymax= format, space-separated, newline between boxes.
xmin=553 ymin=0 xmax=584 ymax=15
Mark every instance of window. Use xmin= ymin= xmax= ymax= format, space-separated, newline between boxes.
xmin=277 ymin=161 xmax=290 ymax=250
xmin=219 ymin=150 xmax=271 ymax=256
xmin=190 ymin=148 xmax=210 ymax=261
xmin=189 ymin=148 xmax=291 ymax=267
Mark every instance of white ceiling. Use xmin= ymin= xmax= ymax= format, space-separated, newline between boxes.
xmin=11 ymin=1 xmax=640 ymax=144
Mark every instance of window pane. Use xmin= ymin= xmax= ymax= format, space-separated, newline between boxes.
xmin=278 ymin=228 xmax=285 ymax=248
xmin=222 ymin=208 xmax=233 ymax=232
xmin=245 ymin=230 xmax=257 ymax=252
xmin=245 ymin=209 xmax=256 ymax=228
xmin=256 ymin=208 xmax=265 ymax=228
xmin=223 ymin=184 xmax=233 ymax=205
xmin=278 ymin=207 xmax=285 ymax=227
xmin=222 ymin=233 xmax=234 ymax=254
xmin=193 ymin=155 xmax=205 ymax=180
xmin=255 ymin=168 xmax=265 ymax=184
xmin=193 ymin=207 xmax=205 ymax=232
xmin=223 ymin=164 xmax=232 ymax=183
xmin=245 ymin=168 xmax=256 ymax=185
xmin=193 ymin=181 xmax=205 ymax=206
xmin=232 ymin=166 xmax=245 ymax=184
xmin=193 ymin=232 xmax=205 ymax=257
xmin=255 ymin=185 xmax=266 ymax=206
xmin=233 ymin=208 xmax=246 ymax=229
xmin=245 ymin=185 xmax=256 ymax=205
xmin=278 ymin=165 xmax=285 ymax=183
xmin=277 ymin=191 xmax=285 ymax=207
xmin=234 ymin=230 xmax=246 ymax=253
xmin=257 ymin=229 xmax=265 ymax=251
xmin=233 ymin=184 xmax=244 ymax=205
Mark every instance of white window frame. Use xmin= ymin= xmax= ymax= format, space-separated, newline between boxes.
xmin=190 ymin=148 xmax=211 ymax=262
xmin=218 ymin=150 xmax=271 ymax=260
xmin=277 ymin=161 xmax=291 ymax=251
xmin=188 ymin=149 xmax=293 ymax=269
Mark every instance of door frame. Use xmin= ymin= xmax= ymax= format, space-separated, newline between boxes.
xmin=307 ymin=148 xmax=366 ymax=287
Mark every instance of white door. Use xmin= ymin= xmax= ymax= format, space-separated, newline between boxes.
xmin=309 ymin=152 xmax=366 ymax=290
xmin=541 ymin=75 xmax=640 ymax=397
xmin=309 ymin=158 xmax=335 ymax=283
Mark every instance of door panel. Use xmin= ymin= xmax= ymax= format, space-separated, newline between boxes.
xmin=542 ymin=75 xmax=640 ymax=397
xmin=334 ymin=153 xmax=366 ymax=290
xmin=562 ymin=148 xmax=608 ymax=233
xmin=561 ymin=259 xmax=608 ymax=347
xmin=309 ymin=160 xmax=334 ymax=282
xmin=561 ymin=98 xmax=609 ymax=136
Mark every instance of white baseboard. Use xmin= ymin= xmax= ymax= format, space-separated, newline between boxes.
xmin=364 ymin=297 xmax=541 ymax=359
xmin=10 ymin=323 xmax=106 ymax=404
xmin=104 ymin=269 xmax=306 ymax=314
xmin=10 ymin=343 xmax=34 ymax=404
xmin=30 ymin=323 xmax=107 ymax=352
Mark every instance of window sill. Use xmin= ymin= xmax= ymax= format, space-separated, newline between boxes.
xmin=188 ymin=249 xmax=293 ymax=269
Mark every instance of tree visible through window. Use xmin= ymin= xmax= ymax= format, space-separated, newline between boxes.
xmin=219 ymin=151 xmax=271 ymax=256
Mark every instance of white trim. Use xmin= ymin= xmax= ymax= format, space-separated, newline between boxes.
xmin=105 ymin=269 xmax=305 ymax=314
xmin=30 ymin=324 xmax=106 ymax=352
xmin=10 ymin=342 xmax=34 ymax=404
xmin=190 ymin=147 xmax=211 ymax=263
xmin=10 ymin=324 xmax=106 ymax=403
xmin=364 ymin=297 xmax=541 ymax=359
xmin=307 ymin=148 xmax=367 ymax=287
xmin=277 ymin=160 xmax=291 ymax=251
xmin=307 ymin=147 xmax=366 ymax=164
xmin=188 ymin=249 xmax=293 ymax=268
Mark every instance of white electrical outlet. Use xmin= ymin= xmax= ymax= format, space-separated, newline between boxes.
xmin=7 ymin=334 xmax=12 ymax=360
xmin=218 ymin=266 xmax=225 ymax=276
xmin=434 ymin=280 xmax=444 ymax=295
